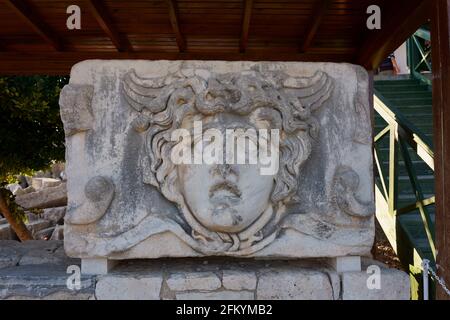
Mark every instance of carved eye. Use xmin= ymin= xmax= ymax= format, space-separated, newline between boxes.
xmin=206 ymin=92 xmax=214 ymax=101
xmin=248 ymin=85 xmax=256 ymax=92
xmin=177 ymin=97 xmax=187 ymax=105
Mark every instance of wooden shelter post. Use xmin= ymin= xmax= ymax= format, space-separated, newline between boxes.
xmin=431 ymin=0 xmax=450 ymax=300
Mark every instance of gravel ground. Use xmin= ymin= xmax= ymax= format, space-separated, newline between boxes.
xmin=372 ymin=220 xmax=404 ymax=271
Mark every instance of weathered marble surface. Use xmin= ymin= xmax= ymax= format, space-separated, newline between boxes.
xmin=61 ymin=60 xmax=374 ymax=259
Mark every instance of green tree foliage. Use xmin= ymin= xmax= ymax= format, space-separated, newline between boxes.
xmin=0 ymin=76 xmax=68 ymax=181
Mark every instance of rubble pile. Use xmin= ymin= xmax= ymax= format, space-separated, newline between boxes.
xmin=0 ymin=164 xmax=67 ymax=241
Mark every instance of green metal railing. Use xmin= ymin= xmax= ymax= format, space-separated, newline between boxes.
xmin=374 ymin=26 xmax=436 ymax=299
xmin=374 ymin=93 xmax=436 ymax=262
xmin=407 ymin=27 xmax=432 ymax=85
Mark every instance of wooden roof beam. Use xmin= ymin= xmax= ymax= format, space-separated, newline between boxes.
xmin=166 ymin=0 xmax=186 ymax=52
xmin=356 ymin=0 xmax=431 ymax=69
xmin=4 ymin=0 xmax=62 ymax=51
xmin=301 ymin=0 xmax=331 ymax=53
xmin=87 ymin=0 xmax=132 ymax=52
xmin=239 ymin=0 xmax=253 ymax=53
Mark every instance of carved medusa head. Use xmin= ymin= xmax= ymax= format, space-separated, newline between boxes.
xmin=122 ymin=68 xmax=333 ymax=254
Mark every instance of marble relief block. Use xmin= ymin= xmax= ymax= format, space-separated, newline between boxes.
xmin=59 ymin=60 xmax=374 ymax=260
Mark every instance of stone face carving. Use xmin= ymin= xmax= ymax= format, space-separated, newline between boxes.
xmin=62 ymin=61 xmax=374 ymax=259
xmin=121 ymin=69 xmax=333 ymax=255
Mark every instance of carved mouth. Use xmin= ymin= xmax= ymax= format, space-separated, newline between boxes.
xmin=209 ymin=181 xmax=242 ymax=201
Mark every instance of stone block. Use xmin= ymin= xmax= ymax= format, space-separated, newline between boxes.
xmin=81 ymin=258 xmax=117 ymax=275
xmin=14 ymin=186 xmax=35 ymax=196
xmin=342 ymin=266 xmax=410 ymax=300
xmin=31 ymin=178 xmax=61 ymax=190
xmin=256 ymin=269 xmax=334 ymax=300
xmin=62 ymin=60 xmax=374 ymax=261
xmin=15 ymin=183 xmax=67 ymax=210
xmin=167 ymin=272 xmax=221 ymax=291
xmin=96 ymin=274 xmax=163 ymax=300
xmin=41 ymin=206 xmax=66 ymax=224
xmin=26 ymin=220 xmax=53 ymax=238
xmin=50 ymin=225 xmax=64 ymax=240
xmin=330 ymin=256 xmax=362 ymax=273
xmin=222 ymin=270 xmax=257 ymax=291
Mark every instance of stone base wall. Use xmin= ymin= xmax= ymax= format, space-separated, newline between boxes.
xmin=0 ymin=241 xmax=410 ymax=300
xmin=94 ymin=259 xmax=410 ymax=300
xmin=96 ymin=259 xmax=339 ymax=300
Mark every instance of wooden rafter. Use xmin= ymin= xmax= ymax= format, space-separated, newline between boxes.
xmin=86 ymin=0 xmax=132 ymax=52
xmin=357 ymin=0 xmax=430 ymax=69
xmin=239 ymin=0 xmax=253 ymax=53
xmin=166 ymin=0 xmax=186 ymax=52
xmin=4 ymin=0 xmax=62 ymax=51
xmin=301 ymin=0 xmax=331 ymax=52
xmin=0 ymin=0 xmax=432 ymax=75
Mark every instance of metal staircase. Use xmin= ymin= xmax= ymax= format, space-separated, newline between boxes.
xmin=374 ymin=78 xmax=435 ymax=299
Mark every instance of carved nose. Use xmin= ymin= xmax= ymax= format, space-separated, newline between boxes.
xmin=218 ymin=164 xmax=231 ymax=178
xmin=211 ymin=164 xmax=238 ymax=179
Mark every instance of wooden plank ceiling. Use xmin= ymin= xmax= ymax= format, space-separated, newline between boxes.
xmin=0 ymin=0 xmax=430 ymax=75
